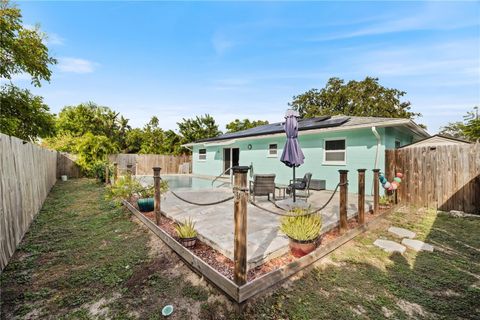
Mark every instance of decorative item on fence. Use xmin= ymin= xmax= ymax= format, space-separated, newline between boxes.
xmin=379 ymin=172 xmax=403 ymax=191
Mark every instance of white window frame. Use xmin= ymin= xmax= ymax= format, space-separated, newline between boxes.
xmin=198 ymin=148 xmax=207 ymax=161
xmin=323 ymin=138 xmax=347 ymax=165
xmin=267 ymin=143 xmax=278 ymax=158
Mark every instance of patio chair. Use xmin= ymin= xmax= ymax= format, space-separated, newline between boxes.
xmin=249 ymin=174 xmax=276 ymax=202
xmin=287 ymin=172 xmax=313 ymax=199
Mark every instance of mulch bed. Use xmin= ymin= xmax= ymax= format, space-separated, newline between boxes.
xmin=138 ymin=203 xmax=385 ymax=281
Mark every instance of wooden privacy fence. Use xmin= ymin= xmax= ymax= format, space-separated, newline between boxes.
xmin=57 ymin=152 xmax=83 ymax=179
xmin=385 ymin=143 xmax=480 ymax=214
xmin=0 ymin=133 xmax=57 ymax=270
xmin=108 ymin=154 xmax=191 ymax=175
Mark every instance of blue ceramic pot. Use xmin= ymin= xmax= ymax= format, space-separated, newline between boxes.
xmin=137 ymin=197 xmax=154 ymax=212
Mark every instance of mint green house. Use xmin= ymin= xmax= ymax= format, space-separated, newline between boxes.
xmin=184 ymin=116 xmax=429 ymax=195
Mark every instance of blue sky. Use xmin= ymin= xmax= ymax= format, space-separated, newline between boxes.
xmin=9 ymin=1 xmax=480 ymax=133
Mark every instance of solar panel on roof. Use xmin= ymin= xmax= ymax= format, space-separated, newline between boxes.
xmin=197 ymin=116 xmax=350 ymax=143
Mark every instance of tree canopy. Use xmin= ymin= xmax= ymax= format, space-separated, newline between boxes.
xmin=0 ymin=84 xmax=55 ymax=140
xmin=43 ymin=105 xmax=224 ymax=172
xmin=177 ymin=114 xmax=222 ymax=144
xmin=0 ymin=0 xmax=56 ymax=87
xmin=289 ymin=77 xmax=420 ymax=120
xmin=0 ymin=0 xmax=57 ymax=141
xmin=226 ymin=119 xmax=269 ymax=133
xmin=439 ymin=107 xmax=479 ymax=142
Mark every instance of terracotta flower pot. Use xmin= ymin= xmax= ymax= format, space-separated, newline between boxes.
xmin=137 ymin=197 xmax=154 ymax=212
xmin=288 ymin=236 xmax=321 ymax=258
xmin=179 ymin=237 xmax=197 ymax=249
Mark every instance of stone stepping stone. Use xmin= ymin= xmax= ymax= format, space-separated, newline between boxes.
xmin=388 ymin=226 xmax=416 ymax=239
xmin=401 ymin=239 xmax=434 ymax=252
xmin=373 ymin=239 xmax=406 ymax=254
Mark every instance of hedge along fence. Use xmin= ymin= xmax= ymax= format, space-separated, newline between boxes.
xmin=108 ymin=153 xmax=192 ymax=175
xmin=0 ymin=133 xmax=58 ymax=270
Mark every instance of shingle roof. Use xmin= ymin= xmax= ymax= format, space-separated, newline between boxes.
xmin=194 ymin=115 xmax=427 ymax=143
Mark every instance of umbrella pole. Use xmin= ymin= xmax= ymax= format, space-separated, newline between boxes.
xmin=293 ymin=166 xmax=296 ymax=202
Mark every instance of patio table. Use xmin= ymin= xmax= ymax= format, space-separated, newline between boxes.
xmin=275 ymin=183 xmax=289 ymax=199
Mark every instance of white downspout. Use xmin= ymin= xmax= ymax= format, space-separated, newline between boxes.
xmin=371 ymin=126 xmax=381 ymax=195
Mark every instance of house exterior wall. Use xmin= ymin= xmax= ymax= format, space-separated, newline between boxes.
xmin=385 ymin=127 xmax=415 ymax=149
xmin=192 ymin=126 xmax=416 ymax=195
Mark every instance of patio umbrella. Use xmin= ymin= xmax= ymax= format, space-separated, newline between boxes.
xmin=280 ymin=109 xmax=305 ymax=202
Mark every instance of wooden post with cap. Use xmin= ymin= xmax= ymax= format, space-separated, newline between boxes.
xmin=233 ymin=165 xmax=249 ymax=286
xmin=153 ymin=167 xmax=162 ymax=226
xmin=373 ymin=169 xmax=380 ymax=214
xmin=339 ymin=170 xmax=348 ymax=233
xmin=357 ymin=169 xmax=366 ymax=225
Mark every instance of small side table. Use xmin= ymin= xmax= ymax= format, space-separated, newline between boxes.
xmin=275 ymin=184 xmax=288 ymax=199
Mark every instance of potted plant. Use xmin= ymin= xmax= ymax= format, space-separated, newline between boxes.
xmin=280 ymin=208 xmax=322 ymax=258
xmin=136 ymin=185 xmax=155 ymax=212
xmin=379 ymin=195 xmax=392 ymax=209
xmin=175 ymin=218 xmax=198 ymax=248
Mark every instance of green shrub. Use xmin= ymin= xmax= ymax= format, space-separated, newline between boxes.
xmin=105 ymin=173 xmax=169 ymax=204
xmin=280 ymin=208 xmax=322 ymax=241
xmin=379 ymin=195 xmax=392 ymax=206
xmin=91 ymin=161 xmax=114 ymax=182
xmin=175 ymin=218 xmax=197 ymax=239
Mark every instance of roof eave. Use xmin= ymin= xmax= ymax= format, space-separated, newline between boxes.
xmin=187 ymin=118 xmax=430 ymax=146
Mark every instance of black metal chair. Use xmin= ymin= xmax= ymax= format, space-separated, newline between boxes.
xmin=287 ymin=173 xmax=313 ymax=199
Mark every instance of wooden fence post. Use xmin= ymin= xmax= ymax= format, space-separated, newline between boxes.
xmin=339 ymin=170 xmax=348 ymax=234
xmin=357 ymin=169 xmax=366 ymax=225
xmin=105 ymin=163 xmax=110 ymax=185
xmin=233 ymin=165 xmax=249 ymax=286
xmin=373 ymin=169 xmax=380 ymax=214
xmin=153 ymin=167 xmax=162 ymax=226
xmin=113 ymin=162 xmax=118 ymax=184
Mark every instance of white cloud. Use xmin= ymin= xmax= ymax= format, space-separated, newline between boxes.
xmin=212 ymin=32 xmax=236 ymax=55
xmin=57 ymin=58 xmax=97 ymax=74
xmin=46 ymin=33 xmax=64 ymax=45
xmin=0 ymin=72 xmax=32 ymax=84
xmin=23 ymin=24 xmax=64 ymax=46
xmin=309 ymin=3 xmax=479 ymax=42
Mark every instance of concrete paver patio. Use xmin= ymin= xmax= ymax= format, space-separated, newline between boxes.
xmin=160 ymin=187 xmax=373 ymax=269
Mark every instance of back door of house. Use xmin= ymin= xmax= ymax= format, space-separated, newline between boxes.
xmin=223 ymin=148 xmax=239 ymax=175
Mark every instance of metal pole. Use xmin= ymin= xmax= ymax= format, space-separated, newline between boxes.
xmin=293 ymin=166 xmax=296 ymax=202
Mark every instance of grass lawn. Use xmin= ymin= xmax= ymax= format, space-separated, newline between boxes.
xmin=1 ymin=179 xmax=479 ymax=319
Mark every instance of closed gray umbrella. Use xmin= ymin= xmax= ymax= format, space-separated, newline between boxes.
xmin=280 ymin=109 xmax=305 ymax=202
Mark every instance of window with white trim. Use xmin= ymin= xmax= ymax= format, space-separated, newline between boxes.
xmin=268 ymin=144 xmax=278 ymax=157
xmin=198 ymin=149 xmax=207 ymax=160
xmin=323 ymin=139 xmax=346 ymax=165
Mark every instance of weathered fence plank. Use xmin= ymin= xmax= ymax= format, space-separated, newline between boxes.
xmin=56 ymin=152 xmax=83 ymax=178
xmin=385 ymin=144 xmax=479 ymax=214
xmin=108 ymin=154 xmax=191 ymax=175
xmin=0 ymin=133 xmax=57 ymax=270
